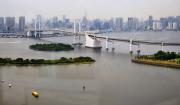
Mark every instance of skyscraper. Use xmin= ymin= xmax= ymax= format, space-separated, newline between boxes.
xmin=176 ymin=16 xmax=180 ymax=30
xmin=128 ymin=17 xmax=138 ymax=31
xmin=82 ymin=15 xmax=88 ymax=31
xmin=0 ymin=17 xmax=4 ymax=32
xmin=5 ymin=17 xmax=15 ymax=32
xmin=167 ymin=16 xmax=176 ymax=30
xmin=148 ymin=16 xmax=153 ymax=30
xmin=36 ymin=15 xmax=42 ymax=30
xmin=160 ymin=18 xmax=168 ymax=30
xmin=115 ymin=17 xmax=123 ymax=31
xmin=19 ymin=16 xmax=25 ymax=32
xmin=52 ymin=16 xmax=59 ymax=28
xmin=62 ymin=15 xmax=66 ymax=23
xmin=153 ymin=20 xmax=162 ymax=31
xmin=109 ymin=18 xmax=115 ymax=30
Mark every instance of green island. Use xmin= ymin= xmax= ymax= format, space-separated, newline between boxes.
xmin=29 ymin=43 xmax=74 ymax=51
xmin=0 ymin=57 xmax=95 ymax=65
xmin=132 ymin=51 xmax=180 ymax=68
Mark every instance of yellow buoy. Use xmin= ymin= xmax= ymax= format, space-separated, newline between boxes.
xmin=32 ymin=91 xmax=39 ymax=97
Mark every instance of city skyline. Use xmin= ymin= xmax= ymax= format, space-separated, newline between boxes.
xmin=0 ymin=0 xmax=180 ymax=21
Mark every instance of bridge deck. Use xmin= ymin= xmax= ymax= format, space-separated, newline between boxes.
xmin=88 ymin=35 xmax=180 ymax=46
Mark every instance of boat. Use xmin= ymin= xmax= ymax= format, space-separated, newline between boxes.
xmin=32 ymin=91 xmax=39 ymax=97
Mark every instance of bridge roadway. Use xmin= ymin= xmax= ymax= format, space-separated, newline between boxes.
xmin=17 ymin=29 xmax=180 ymax=46
xmin=87 ymin=34 xmax=180 ymax=46
xmin=38 ymin=31 xmax=180 ymax=46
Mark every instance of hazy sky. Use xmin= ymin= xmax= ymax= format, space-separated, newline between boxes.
xmin=0 ymin=0 xmax=180 ymax=21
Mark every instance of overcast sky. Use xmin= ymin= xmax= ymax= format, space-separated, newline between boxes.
xmin=0 ymin=0 xmax=180 ymax=21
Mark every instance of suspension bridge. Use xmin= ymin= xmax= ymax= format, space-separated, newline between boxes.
xmin=25 ymin=19 xmax=180 ymax=53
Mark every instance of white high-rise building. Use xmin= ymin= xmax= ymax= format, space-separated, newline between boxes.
xmin=153 ymin=20 xmax=162 ymax=31
xmin=167 ymin=22 xmax=177 ymax=30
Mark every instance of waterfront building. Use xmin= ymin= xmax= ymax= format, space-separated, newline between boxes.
xmin=128 ymin=17 xmax=134 ymax=31
xmin=148 ymin=16 xmax=153 ymax=30
xmin=160 ymin=18 xmax=168 ymax=30
xmin=62 ymin=15 xmax=66 ymax=23
xmin=127 ymin=17 xmax=138 ymax=31
xmin=176 ymin=16 xmax=180 ymax=30
xmin=153 ymin=20 xmax=162 ymax=31
xmin=36 ymin=15 xmax=42 ymax=30
xmin=167 ymin=22 xmax=177 ymax=30
xmin=19 ymin=16 xmax=25 ymax=32
xmin=115 ymin=17 xmax=123 ymax=31
xmin=0 ymin=17 xmax=4 ymax=32
xmin=5 ymin=17 xmax=15 ymax=32
xmin=91 ymin=19 xmax=102 ymax=30
xmin=173 ymin=22 xmax=177 ymax=30
xmin=52 ymin=16 xmax=59 ymax=28
xmin=109 ymin=18 xmax=115 ymax=30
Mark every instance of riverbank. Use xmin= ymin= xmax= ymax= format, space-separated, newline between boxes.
xmin=132 ymin=58 xmax=180 ymax=69
xmin=131 ymin=51 xmax=180 ymax=68
xmin=0 ymin=57 xmax=95 ymax=66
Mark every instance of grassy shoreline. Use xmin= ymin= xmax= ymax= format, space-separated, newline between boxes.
xmin=0 ymin=57 xmax=95 ymax=66
xmin=132 ymin=58 xmax=180 ymax=69
xmin=131 ymin=51 xmax=180 ymax=69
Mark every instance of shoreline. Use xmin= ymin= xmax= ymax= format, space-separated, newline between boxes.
xmin=0 ymin=57 xmax=95 ymax=66
xmin=132 ymin=58 xmax=180 ymax=69
xmin=0 ymin=62 xmax=94 ymax=66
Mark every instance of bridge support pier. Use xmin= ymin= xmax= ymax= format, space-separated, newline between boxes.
xmin=112 ymin=41 xmax=115 ymax=52
xmin=34 ymin=20 xmax=37 ymax=38
xmin=161 ymin=41 xmax=164 ymax=51
xmin=74 ymin=20 xmax=76 ymax=33
xmin=137 ymin=42 xmax=141 ymax=56
xmin=106 ymin=37 xmax=109 ymax=51
xmin=79 ymin=20 xmax=81 ymax=32
xmin=129 ymin=39 xmax=133 ymax=53
xmin=73 ymin=34 xmax=82 ymax=46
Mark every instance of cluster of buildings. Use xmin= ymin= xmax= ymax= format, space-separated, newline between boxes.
xmin=0 ymin=15 xmax=180 ymax=33
xmin=90 ymin=16 xmax=180 ymax=32
xmin=0 ymin=16 xmax=25 ymax=33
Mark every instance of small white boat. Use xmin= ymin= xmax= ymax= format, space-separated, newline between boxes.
xmin=8 ymin=84 xmax=12 ymax=87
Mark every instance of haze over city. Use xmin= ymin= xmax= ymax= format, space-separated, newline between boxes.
xmin=0 ymin=0 xmax=180 ymax=21
xmin=1 ymin=0 xmax=180 ymax=105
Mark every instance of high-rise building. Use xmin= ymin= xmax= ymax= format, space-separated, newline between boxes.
xmin=115 ymin=17 xmax=123 ymax=31
xmin=176 ymin=16 xmax=180 ymax=30
xmin=62 ymin=15 xmax=66 ymax=23
xmin=128 ymin=17 xmax=138 ymax=31
xmin=109 ymin=18 xmax=115 ymax=30
xmin=167 ymin=17 xmax=176 ymax=30
xmin=148 ymin=16 xmax=153 ymax=30
xmin=0 ymin=17 xmax=4 ymax=32
xmin=5 ymin=17 xmax=15 ymax=32
xmin=128 ymin=17 xmax=133 ymax=31
xmin=153 ymin=20 xmax=162 ymax=31
xmin=82 ymin=15 xmax=88 ymax=31
xmin=52 ymin=16 xmax=59 ymax=28
xmin=160 ymin=18 xmax=168 ymax=30
xmin=167 ymin=22 xmax=177 ymax=30
xmin=36 ymin=15 xmax=42 ymax=29
xmin=19 ymin=16 xmax=25 ymax=32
